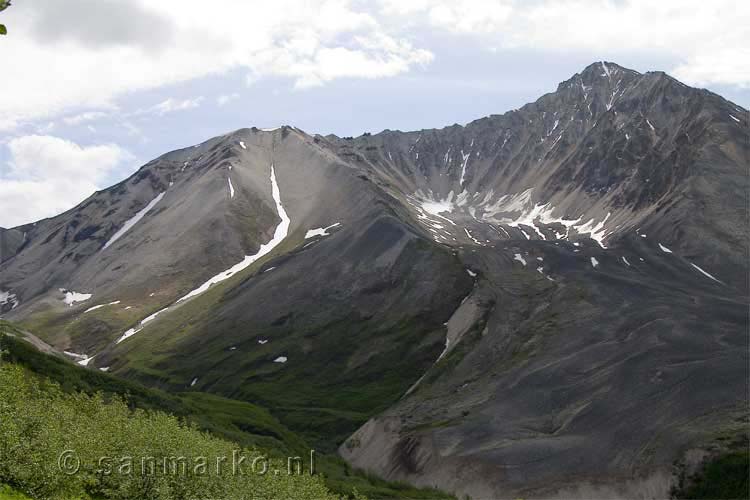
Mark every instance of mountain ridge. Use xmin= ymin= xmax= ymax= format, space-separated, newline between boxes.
xmin=0 ymin=61 xmax=747 ymax=499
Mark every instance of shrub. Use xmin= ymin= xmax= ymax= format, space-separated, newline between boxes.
xmin=0 ymin=363 xmax=340 ymax=500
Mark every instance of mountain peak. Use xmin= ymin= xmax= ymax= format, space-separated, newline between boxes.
xmin=580 ymin=60 xmax=640 ymax=79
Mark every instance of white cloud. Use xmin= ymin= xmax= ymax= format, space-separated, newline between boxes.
xmin=0 ymin=0 xmax=434 ymax=127
xmin=0 ymin=0 xmax=745 ymax=133
xmin=35 ymin=122 xmax=56 ymax=134
xmin=377 ymin=0 xmax=750 ymax=88
xmin=0 ymin=118 xmax=20 ymax=132
xmin=63 ymin=111 xmax=109 ymax=125
xmin=149 ymin=97 xmax=204 ymax=116
xmin=249 ymin=33 xmax=433 ymax=89
xmin=673 ymin=46 xmax=750 ymax=89
xmin=216 ymin=93 xmax=240 ymax=106
xmin=0 ymin=135 xmax=133 ymax=227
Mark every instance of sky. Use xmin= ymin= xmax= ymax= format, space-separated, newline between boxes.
xmin=0 ymin=0 xmax=748 ymax=228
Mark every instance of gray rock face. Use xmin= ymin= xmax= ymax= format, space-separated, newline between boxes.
xmin=0 ymin=62 xmax=747 ymax=497
xmin=0 ymin=227 xmax=26 ymax=264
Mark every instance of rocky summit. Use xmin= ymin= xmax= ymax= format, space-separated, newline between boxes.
xmin=1 ymin=62 xmax=748 ymax=499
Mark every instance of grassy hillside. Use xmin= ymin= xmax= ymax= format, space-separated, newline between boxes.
xmin=0 ymin=362 xmax=337 ymax=499
xmin=0 ymin=323 xmax=452 ymax=499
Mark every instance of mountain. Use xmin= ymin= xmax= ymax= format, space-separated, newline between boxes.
xmin=1 ymin=62 xmax=748 ymax=498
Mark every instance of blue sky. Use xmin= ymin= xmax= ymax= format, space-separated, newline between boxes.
xmin=1 ymin=0 xmax=748 ymax=228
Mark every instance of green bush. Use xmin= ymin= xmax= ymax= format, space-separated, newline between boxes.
xmin=673 ymin=451 xmax=750 ymax=500
xmin=0 ymin=483 xmax=33 ymax=499
xmin=0 ymin=363 xmax=339 ymax=500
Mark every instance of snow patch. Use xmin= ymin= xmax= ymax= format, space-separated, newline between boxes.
xmin=576 ymin=212 xmax=611 ymax=248
xmin=84 ymin=301 xmax=121 ymax=313
xmin=729 ymin=115 xmax=741 ymax=123
xmin=422 ymin=199 xmax=453 ymax=216
xmin=690 ymin=263 xmax=723 ymax=284
xmin=239 ymin=141 xmax=246 ymax=149
xmin=459 ymin=150 xmax=470 ymax=186
xmin=190 ymin=377 xmax=198 ymax=387
xmin=116 ymin=306 xmax=169 ymax=344
xmin=482 ymin=189 xmax=610 ymax=244
xmin=413 ymin=192 xmax=457 ymax=227
xmin=141 ymin=307 xmax=169 ymax=325
xmin=228 ymin=177 xmax=235 ymax=198
xmin=463 ymin=228 xmax=482 ymax=245
xmin=61 ymin=290 xmax=92 ymax=307
xmin=658 ymin=243 xmax=673 ymax=254
xmin=591 ymin=257 xmax=599 ymax=268
xmin=78 ymin=355 xmax=95 ymax=367
xmin=103 ymin=192 xmax=165 ymax=250
xmin=0 ymin=290 xmax=18 ymax=309
xmin=513 ymin=253 xmax=527 ymax=266
xmin=258 ymin=339 xmax=268 ymax=345
xmin=274 ymin=356 xmax=287 ymax=363
xmin=621 ymin=256 xmax=631 ymax=266
xmin=549 ymin=119 xmax=560 ymax=135
xmin=305 ymin=222 xmax=341 ymax=239
xmin=466 ymin=269 xmax=477 ymax=277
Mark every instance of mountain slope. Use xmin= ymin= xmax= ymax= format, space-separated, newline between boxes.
xmin=0 ymin=62 xmax=747 ymax=499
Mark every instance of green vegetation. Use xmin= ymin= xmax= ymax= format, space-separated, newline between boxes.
xmin=673 ymin=451 xmax=749 ymax=500
xmin=0 ymin=484 xmax=33 ymax=500
xmin=0 ymin=362 xmax=337 ymax=500
xmin=0 ymin=324 xmax=454 ymax=499
xmin=0 ymin=0 xmax=10 ymax=35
